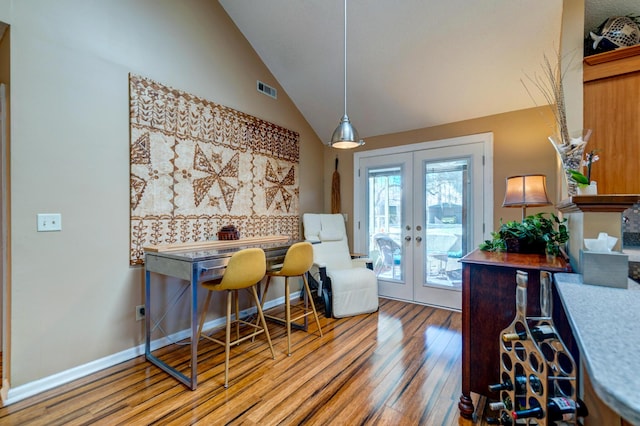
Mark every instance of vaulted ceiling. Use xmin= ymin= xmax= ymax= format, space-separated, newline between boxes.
xmin=220 ymin=0 xmax=638 ymax=143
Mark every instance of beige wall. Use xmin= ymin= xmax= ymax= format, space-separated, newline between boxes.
xmin=561 ymin=0 xmax=586 ymax=135
xmin=0 ymin=0 xmax=323 ymax=388
xmin=325 ymin=106 xmax=560 ymax=246
xmin=558 ymin=0 xmax=586 ymax=200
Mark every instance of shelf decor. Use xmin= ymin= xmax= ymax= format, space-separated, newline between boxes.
xmin=522 ymin=53 xmax=591 ymax=196
xmin=568 ymin=149 xmax=599 ymax=195
xmin=549 ymin=129 xmax=592 ymax=196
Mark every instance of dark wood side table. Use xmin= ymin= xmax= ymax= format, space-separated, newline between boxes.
xmin=457 ymin=249 xmax=571 ymax=419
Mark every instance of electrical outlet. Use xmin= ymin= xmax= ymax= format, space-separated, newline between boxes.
xmin=136 ymin=305 xmax=145 ymax=321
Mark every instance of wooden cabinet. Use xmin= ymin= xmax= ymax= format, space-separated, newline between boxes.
xmin=457 ymin=250 xmax=571 ymax=419
xmin=583 ymin=45 xmax=640 ymax=195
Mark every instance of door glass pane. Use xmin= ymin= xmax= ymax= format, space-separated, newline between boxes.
xmin=424 ymin=159 xmax=469 ymax=289
xmin=367 ymin=166 xmax=403 ymax=281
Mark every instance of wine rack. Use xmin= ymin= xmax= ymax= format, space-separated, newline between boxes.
xmin=493 ymin=270 xmax=578 ymax=425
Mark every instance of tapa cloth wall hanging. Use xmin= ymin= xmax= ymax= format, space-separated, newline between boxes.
xmin=129 ymin=74 xmax=300 ymax=265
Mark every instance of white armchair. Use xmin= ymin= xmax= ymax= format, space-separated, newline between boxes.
xmin=302 ymin=213 xmax=379 ymax=318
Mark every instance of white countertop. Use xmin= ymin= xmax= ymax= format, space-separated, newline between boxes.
xmin=554 ymin=273 xmax=640 ymax=425
xmin=624 ymin=247 xmax=640 ymax=262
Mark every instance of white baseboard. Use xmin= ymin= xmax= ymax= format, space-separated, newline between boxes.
xmin=2 ymin=295 xmax=287 ymax=406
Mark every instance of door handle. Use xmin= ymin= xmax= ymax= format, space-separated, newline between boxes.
xmin=415 ymin=236 xmax=422 ymax=243
xmin=405 ymin=236 xmax=412 ymax=242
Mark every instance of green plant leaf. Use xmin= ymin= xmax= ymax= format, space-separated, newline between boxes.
xmin=567 ymin=169 xmax=589 ymax=185
xmin=479 ymin=212 xmax=569 ymax=255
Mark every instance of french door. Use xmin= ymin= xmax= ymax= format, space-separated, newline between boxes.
xmin=354 ymin=133 xmax=492 ymax=310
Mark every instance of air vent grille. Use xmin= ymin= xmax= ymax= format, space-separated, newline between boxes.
xmin=257 ymin=80 xmax=277 ymax=99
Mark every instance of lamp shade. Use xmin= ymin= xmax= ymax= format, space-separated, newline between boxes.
xmin=503 ymin=175 xmax=552 ymax=208
xmin=330 ymin=114 xmax=364 ymax=149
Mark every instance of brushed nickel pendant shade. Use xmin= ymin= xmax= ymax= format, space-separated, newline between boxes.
xmin=330 ymin=0 xmax=364 ymax=149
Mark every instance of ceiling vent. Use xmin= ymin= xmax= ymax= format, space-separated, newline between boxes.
xmin=257 ymin=80 xmax=277 ymax=99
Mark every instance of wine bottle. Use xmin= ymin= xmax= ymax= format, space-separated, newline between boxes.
xmin=502 ymin=324 xmax=557 ymax=342
xmin=499 ymin=395 xmax=526 ymax=412
xmin=488 ymin=377 xmax=519 ymax=392
xmin=512 ymin=397 xmax=588 ymax=421
xmin=486 ymin=412 xmax=513 ymax=425
xmin=488 ymin=375 xmax=542 ymax=394
xmin=488 ymin=401 xmax=505 ymax=411
xmin=502 ymin=395 xmax=513 ymax=411
xmin=528 ymin=375 xmax=542 ymax=394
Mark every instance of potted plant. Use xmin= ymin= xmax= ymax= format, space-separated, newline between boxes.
xmin=479 ymin=212 xmax=569 ymax=256
xmin=568 ymin=149 xmax=599 ymax=195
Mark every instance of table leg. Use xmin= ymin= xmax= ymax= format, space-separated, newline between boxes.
xmin=458 ymin=393 xmax=475 ymax=419
xmin=145 ymin=268 xmax=152 ymax=358
xmin=144 ymin=267 xmax=199 ymax=390
xmin=189 ymin=266 xmax=199 ymax=389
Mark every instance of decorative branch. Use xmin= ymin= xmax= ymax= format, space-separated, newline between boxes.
xmin=521 ymin=51 xmax=570 ymax=148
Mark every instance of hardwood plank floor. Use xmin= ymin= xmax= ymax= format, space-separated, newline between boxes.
xmin=0 ymin=298 xmax=492 ymax=425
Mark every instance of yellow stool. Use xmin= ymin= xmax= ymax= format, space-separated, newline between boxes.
xmin=262 ymin=242 xmax=323 ymax=356
xmin=197 ymin=248 xmax=275 ymax=388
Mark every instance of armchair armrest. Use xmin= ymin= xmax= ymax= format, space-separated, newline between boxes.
xmin=350 ymin=253 xmax=373 ymax=269
xmin=351 ymin=258 xmax=373 ymax=270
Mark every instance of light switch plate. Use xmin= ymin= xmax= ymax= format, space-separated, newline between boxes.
xmin=37 ymin=213 xmax=62 ymax=232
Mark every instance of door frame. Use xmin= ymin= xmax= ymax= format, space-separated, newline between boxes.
xmin=1 ymin=83 xmax=7 ymax=394
xmin=353 ymin=132 xmax=494 ymax=297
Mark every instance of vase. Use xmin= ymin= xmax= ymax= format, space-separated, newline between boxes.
xmin=576 ymin=181 xmax=597 ymax=195
xmin=548 ymin=129 xmax=592 ymax=196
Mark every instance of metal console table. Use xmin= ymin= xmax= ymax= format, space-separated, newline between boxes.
xmin=144 ymin=236 xmax=292 ymax=390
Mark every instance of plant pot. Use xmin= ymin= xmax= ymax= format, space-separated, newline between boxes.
xmin=505 ymin=238 xmax=546 ymax=254
xmin=576 ymin=181 xmax=597 ymax=195
xmin=505 ymin=238 xmax=521 ymax=253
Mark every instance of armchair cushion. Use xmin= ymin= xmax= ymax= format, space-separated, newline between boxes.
xmin=319 ymin=229 xmax=343 ymax=241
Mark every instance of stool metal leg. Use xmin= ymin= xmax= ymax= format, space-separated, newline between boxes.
xmin=224 ymin=290 xmax=232 ymax=388
xmin=250 ymin=286 xmax=275 ymax=359
xmin=302 ymin=273 xmax=323 ymax=338
xmin=285 ymin=277 xmax=292 ymax=356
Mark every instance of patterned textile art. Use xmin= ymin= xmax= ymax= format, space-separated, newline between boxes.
xmin=129 ymin=74 xmax=300 ymax=265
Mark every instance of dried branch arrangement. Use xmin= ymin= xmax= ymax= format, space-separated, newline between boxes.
xmin=521 ymin=51 xmax=591 ymax=196
xmin=521 ymin=52 xmax=589 ymax=160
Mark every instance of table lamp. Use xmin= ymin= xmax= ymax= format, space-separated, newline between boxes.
xmin=502 ymin=174 xmax=552 ymax=220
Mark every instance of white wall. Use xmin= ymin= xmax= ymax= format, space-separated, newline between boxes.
xmin=0 ymin=0 xmax=323 ymax=389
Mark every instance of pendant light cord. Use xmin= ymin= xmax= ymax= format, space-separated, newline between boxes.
xmin=343 ymin=0 xmax=348 ymax=115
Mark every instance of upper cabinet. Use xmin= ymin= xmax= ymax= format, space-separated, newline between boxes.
xmin=583 ymin=45 xmax=640 ymax=195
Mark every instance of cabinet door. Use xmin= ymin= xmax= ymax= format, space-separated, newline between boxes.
xmin=584 ymin=70 xmax=640 ymax=194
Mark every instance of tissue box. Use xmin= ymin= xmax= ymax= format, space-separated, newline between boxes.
xmin=580 ymin=250 xmax=629 ymax=289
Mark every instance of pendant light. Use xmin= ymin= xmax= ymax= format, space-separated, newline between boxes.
xmin=330 ymin=0 xmax=364 ymax=149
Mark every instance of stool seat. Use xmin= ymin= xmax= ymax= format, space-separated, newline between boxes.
xmin=262 ymin=241 xmax=323 ymax=356
xmin=197 ymin=247 xmax=275 ymax=388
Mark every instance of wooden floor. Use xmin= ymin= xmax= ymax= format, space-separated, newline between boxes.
xmin=0 ymin=298 xmax=492 ymax=425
